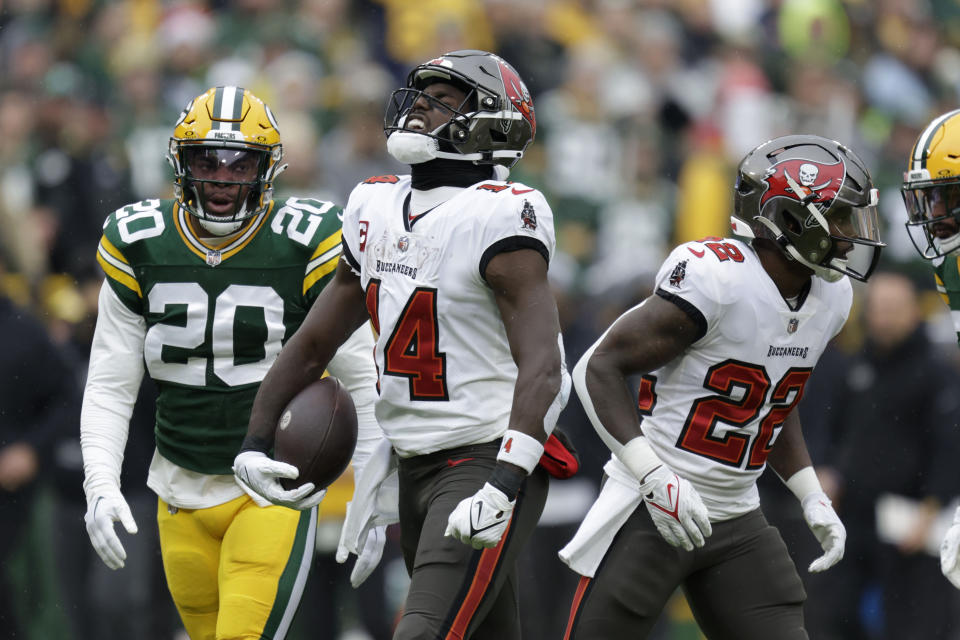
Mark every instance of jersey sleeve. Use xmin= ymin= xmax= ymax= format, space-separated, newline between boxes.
xmin=340 ymin=184 xmax=367 ymax=276
xmin=81 ymin=282 xmax=147 ymax=498
xmin=652 ymin=242 xmax=730 ymax=341
xmin=292 ymin=197 xmax=345 ymax=303
xmin=475 ymin=185 xmax=555 ymax=281
xmin=96 ymin=207 xmax=145 ymax=314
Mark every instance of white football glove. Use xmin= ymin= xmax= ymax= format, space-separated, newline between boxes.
xmin=640 ymin=466 xmax=712 ymax=551
xmin=801 ymin=491 xmax=846 ymax=572
xmin=233 ymin=451 xmax=326 ymax=510
xmin=337 ymin=440 xmax=399 ymax=587
xmin=84 ymin=488 xmax=138 ymax=570
xmin=345 ymin=525 xmax=388 ymax=588
xmin=444 ymin=482 xmax=515 ymax=549
xmin=940 ymin=506 xmax=960 ymax=589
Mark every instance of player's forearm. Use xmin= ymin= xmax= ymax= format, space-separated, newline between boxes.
xmin=573 ymin=340 xmax=645 ymax=452
xmin=507 ymin=343 xmax=563 ymax=442
xmin=245 ymin=262 xmax=370 ymax=451
xmin=244 ymin=329 xmax=332 ymax=450
xmin=327 ymin=323 xmax=383 ymax=473
xmin=767 ymin=410 xmax=814 ymax=482
xmin=489 ymin=364 xmax=557 ymax=497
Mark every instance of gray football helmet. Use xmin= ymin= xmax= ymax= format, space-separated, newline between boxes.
xmin=384 ymin=50 xmax=535 ymax=168
xmin=731 ymin=135 xmax=884 ymax=282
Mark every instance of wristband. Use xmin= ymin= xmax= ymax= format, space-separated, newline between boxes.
xmin=496 ymin=429 xmax=544 ymax=474
xmin=784 ymin=466 xmax=823 ymax=501
xmin=488 ymin=463 xmax=526 ymax=500
xmin=617 ymin=437 xmax=663 ymax=483
xmin=240 ymin=434 xmax=273 ymax=454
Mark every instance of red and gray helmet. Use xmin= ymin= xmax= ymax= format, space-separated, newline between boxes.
xmin=384 ymin=50 xmax=535 ymax=168
xmin=731 ymin=135 xmax=884 ymax=282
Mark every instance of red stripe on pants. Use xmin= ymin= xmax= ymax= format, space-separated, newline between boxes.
xmin=444 ymin=519 xmax=513 ymax=640
xmin=563 ymin=575 xmax=592 ymax=640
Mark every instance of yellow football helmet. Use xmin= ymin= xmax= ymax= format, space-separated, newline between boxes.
xmin=167 ymin=86 xmax=286 ymax=235
xmin=902 ymin=109 xmax=960 ymax=259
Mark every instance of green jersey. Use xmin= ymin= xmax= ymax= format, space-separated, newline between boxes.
xmin=96 ymin=197 xmax=343 ymax=474
xmin=933 ymin=254 xmax=960 ymax=345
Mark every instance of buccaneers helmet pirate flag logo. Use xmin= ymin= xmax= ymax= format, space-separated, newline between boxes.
xmin=496 ymin=59 xmax=535 ymax=136
xmin=759 ymin=158 xmax=846 ymax=211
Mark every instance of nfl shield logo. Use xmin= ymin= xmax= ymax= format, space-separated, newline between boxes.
xmin=397 ymin=236 xmax=409 ymax=252
xmin=206 ymin=250 xmax=222 ymax=267
xmin=787 ymin=318 xmax=799 ymax=334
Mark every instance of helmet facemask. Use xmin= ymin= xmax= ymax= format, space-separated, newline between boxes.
xmin=901 ymin=177 xmax=960 ymax=259
xmin=384 ymin=84 xmax=478 ymax=164
xmin=769 ymin=188 xmax=883 ymax=283
xmin=174 ymin=145 xmax=271 ymax=234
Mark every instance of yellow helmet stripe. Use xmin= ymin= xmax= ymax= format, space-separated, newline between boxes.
xmin=912 ymin=109 xmax=960 ymax=172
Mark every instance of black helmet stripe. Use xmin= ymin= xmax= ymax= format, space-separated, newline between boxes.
xmin=912 ymin=108 xmax=960 ymax=172
xmin=212 ymin=86 xmax=245 ymax=131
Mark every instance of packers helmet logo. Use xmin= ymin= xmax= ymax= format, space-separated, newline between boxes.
xmin=760 ymin=158 xmax=846 ymax=210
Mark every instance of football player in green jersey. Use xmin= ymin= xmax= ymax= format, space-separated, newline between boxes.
xmin=80 ymin=86 xmax=381 ymax=640
xmin=902 ymin=109 xmax=960 ymax=592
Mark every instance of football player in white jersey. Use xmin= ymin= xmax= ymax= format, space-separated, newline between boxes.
xmin=559 ymin=135 xmax=885 ymax=639
xmin=233 ymin=50 xmax=572 ymax=639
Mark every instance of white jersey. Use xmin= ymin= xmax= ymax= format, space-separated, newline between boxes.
xmin=341 ymin=175 xmax=556 ymax=457
xmin=614 ymin=237 xmax=852 ymax=521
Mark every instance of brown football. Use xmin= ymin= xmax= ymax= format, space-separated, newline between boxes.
xmin=274 ymin=377 xmax=358 ymax=491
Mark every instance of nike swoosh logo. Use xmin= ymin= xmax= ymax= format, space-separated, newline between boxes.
xmin=512 ymin=187 xmax=534 ymax=195
xmin=470 ymin=500 xmax=505 ymax=534
xmin=688 ymin=248 xmax=705 ymax=258
xmin=648 ymin=482 xmax=681 ymax=519
xmin=471 ymin=521 xmax=504 ymax=534
xmin=447 ymin=457 xmax=475 ymax=467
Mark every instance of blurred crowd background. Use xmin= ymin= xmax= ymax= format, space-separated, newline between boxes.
xmin=5 ymin=0 xmax=960 ymax=638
